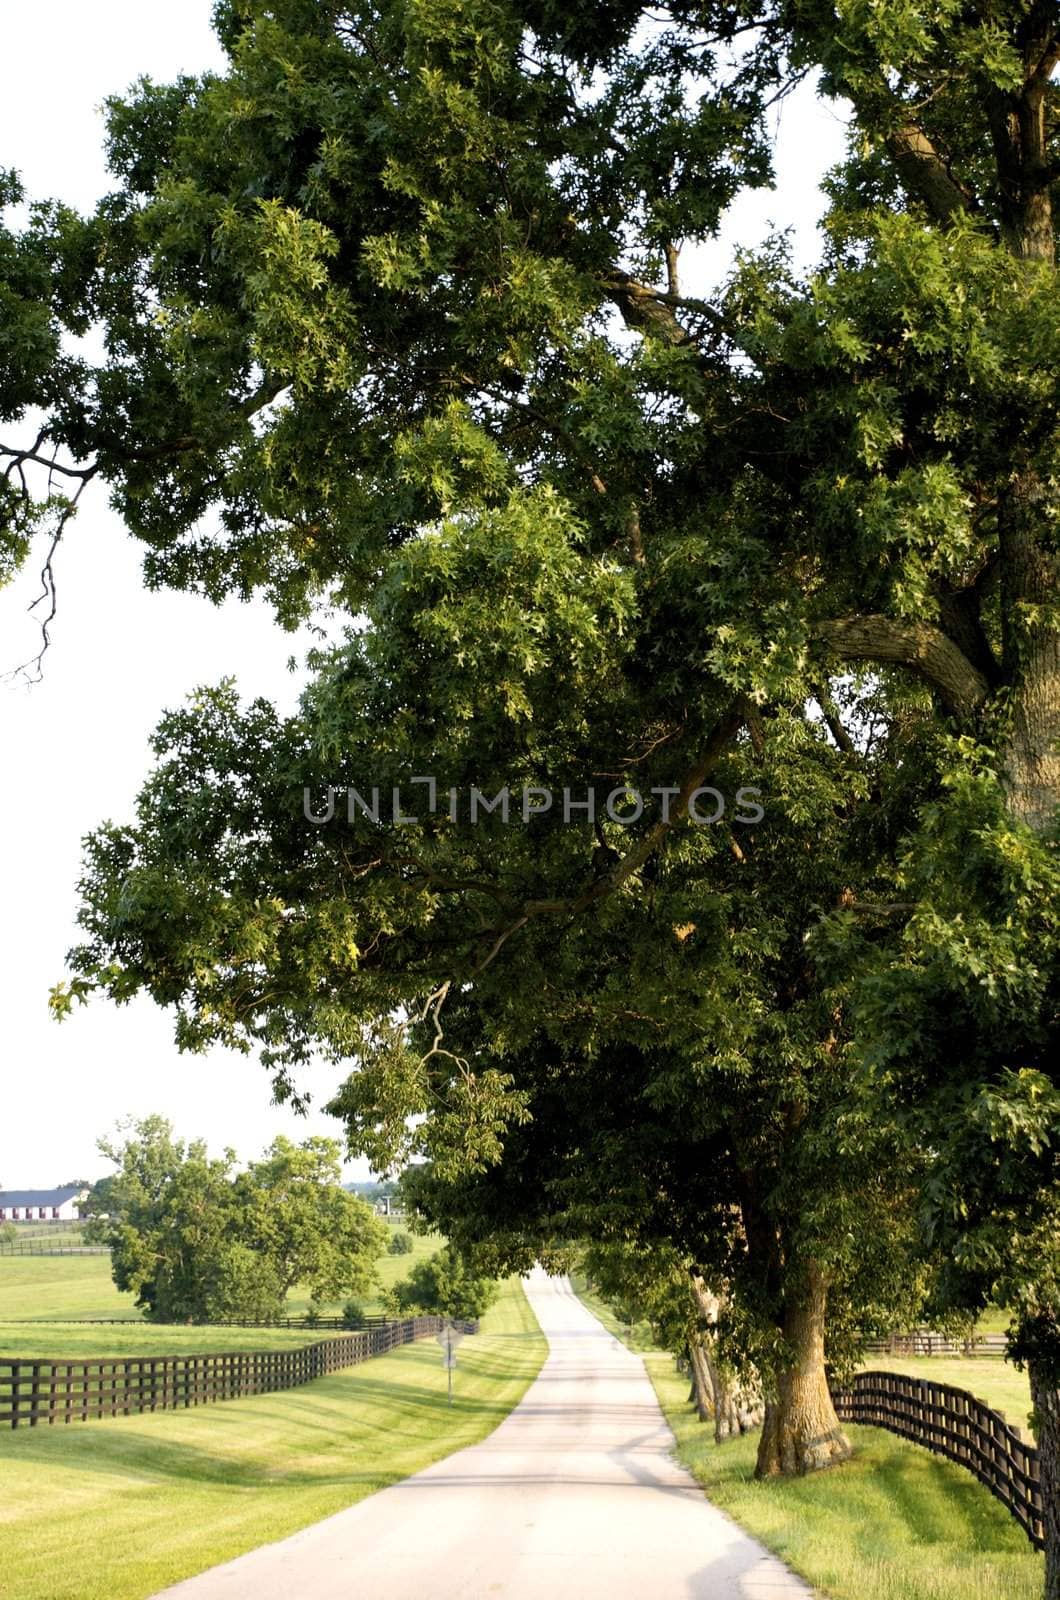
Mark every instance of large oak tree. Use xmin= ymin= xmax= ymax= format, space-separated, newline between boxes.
xmin=7 ymin=0 xmax=1056 ymax=1583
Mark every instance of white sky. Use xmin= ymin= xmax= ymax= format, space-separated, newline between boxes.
xmin=0 ymin=2 xmax=847 ymax=1189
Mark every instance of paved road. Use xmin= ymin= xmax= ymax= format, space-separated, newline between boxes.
xmin=156 ymin=1270 xmax=813 ymax=1600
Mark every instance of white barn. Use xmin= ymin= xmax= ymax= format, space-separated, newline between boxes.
xmin=0 ymin=1186 xmax=88 ymax=1223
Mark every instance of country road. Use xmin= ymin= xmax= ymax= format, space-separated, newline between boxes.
xmin=156 ymin=1269 xmax=813 ymax=1599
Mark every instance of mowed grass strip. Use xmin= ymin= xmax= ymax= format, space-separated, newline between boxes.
xmin=567 ymin=1271 xmax=657 ymax=1353
xmin=646 ymin=1354 xmax=1044 ymax=1600
xmin=0 ymin=1274 xmax=545 ymax=1600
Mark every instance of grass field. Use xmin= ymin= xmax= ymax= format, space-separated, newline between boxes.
xmin=0 ymin=1273 xmax=545 ymax=1600
xmin=0 ymin=1222 xmax=87 ymax=1243
xmin=0 ymin=1317 xmax=318 ymax=1357
xmin=0 ymin=1254 xmax=136 ymax=1322
xmin=0 ymin=1221 xmax=444 ymax=1340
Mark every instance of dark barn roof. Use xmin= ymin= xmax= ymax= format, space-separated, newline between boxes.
xmin=0 ymin=1186 xmax=85 ymax=1208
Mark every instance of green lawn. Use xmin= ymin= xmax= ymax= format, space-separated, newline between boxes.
xmin=648 ymin=1355 xmax=1044 ymax=1600
xmin=0 ymin=1254 xmax=137 ymax=1321
xmin=0 ymin=1274 xmax=545 ymax=1600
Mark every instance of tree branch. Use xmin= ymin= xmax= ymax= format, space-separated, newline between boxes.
xmin=809 ymin=683 xmax=857 ymax=756
xmin=885 ymin=123 xmax=979 ymax=224
xmin=815 ymin=615 xmax=991 ymax=719
xmin=470 ymin=705 xmax=745 ymax=974
xmin=602 ymin=270 xmax=714 ymax=347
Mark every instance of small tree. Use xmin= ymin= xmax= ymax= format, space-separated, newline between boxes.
xmin=390 ymin=1247 xmax=497 ymax=1322
xmin=90 ymin=1117 xmax=388 ymax=1322
xmin=388 ymin=1230 xmax=414 ymax=1256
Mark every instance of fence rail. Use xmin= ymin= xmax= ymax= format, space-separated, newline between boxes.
xmin=1 ymin=1316 xmax=475 ymax=1429
xmin=831 ymin=1369 xmax=1042 ymax=1549
xmin=0 ymin=1242 xmax=108 ymax=1257
xmin=163 ymin=1314 xmax=414 ymax=1332
xmin=5 ymin=1314 xmax=452 ymax=1332
xmin=862 ymin=1329 xmax=1008 ymax=1358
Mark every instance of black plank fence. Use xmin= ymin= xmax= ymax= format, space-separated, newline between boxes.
xmin=1 ymin=1316 xmax=476 ymax=1430
xmin=830 ymin=1369 xmax=1043 ymax=1550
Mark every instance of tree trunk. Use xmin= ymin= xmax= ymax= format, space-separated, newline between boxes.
xmin=710 ymin=1354 xmax=763 ymax=1442
xmin=994 ymin=473 xmax=1060 ymax=1600
xmin=1000 ymin=491 xmax=1060 ymax=835
xmin=1029 ymin=1358 xmax=1060 ymax=1600
xmin=755 ymin=1262 xmax=852 ymax=1477
xmin=688 ymin=1340 xmax=715 ymax=1422
xmin=688 ymin=1275 xmax=762 ymax=1441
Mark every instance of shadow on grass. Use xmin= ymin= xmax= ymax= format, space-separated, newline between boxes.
xmin=0 ymin=1428 xmax=391 ymax=1489
xmin=844 ymin=1427 xmax=1032 ymax=1555
xmin=0 ymin=1363 xmax=534 ymax=1489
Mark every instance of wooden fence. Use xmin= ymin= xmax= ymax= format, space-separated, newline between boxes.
xmin=862 ymin=1329 xmax=1008 ymax=1358
xmin=0 ymin=1316 xmax=474 ymax=1429
xmin=0 ymin=1241 xmax=107 ymax=1257
xmin=831 ymin=1369 xmax=1043 ymax=1549
xmin=7 ymin=1315 xmax=477 ymax=1333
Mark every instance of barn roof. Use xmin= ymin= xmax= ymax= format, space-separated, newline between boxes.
xmin=0 ymin=1187 xmax=86 ymax=1207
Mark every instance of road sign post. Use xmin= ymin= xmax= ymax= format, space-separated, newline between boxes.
xmin=436 ymin=1322 xmax=465 ymax=1406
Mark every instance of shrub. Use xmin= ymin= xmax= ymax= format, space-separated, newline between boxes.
xmin=341 ymin=1299 xmax=365 ymax=1328
xmin=388 ymin=1230 xmax=414 ymax=1255
xmin=390 ymin=1246 xmax=498 ymax=1321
